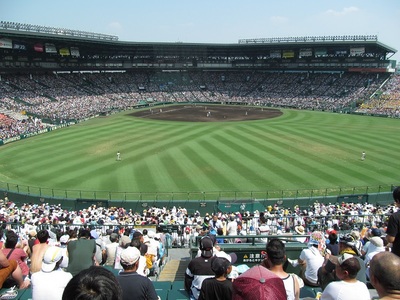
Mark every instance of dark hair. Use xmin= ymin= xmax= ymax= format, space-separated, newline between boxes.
xmin=5 ymin=230 xmax=18 ymax=248
xmin=266 ymin=238 xmax=286 ymax=265
xmin=78 ymin=229 xmax=91 ymax=239
xmin=328 ymin=232 xmax=338 ymax=244
xmin=339 ymin=257 xmax=360 ymax=279
xmin=37 ymin=229 xmax=49 ymax=243
xmin=393 ymin=186 xmax=400 ymax=203
xmin=62 ymin=266 xmax=122 ymax=300
xmin=211 ymin=257 xmax=231 ymax=277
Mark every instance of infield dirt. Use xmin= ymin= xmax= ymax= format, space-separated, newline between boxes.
xmin=129 ymin=104 xmax=283 ymax=122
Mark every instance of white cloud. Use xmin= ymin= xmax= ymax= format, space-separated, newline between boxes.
xmin=324 ymin=7 xmax=360 ymax=17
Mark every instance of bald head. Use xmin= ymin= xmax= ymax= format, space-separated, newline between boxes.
xmin=370 ymin=252 xmax=400 ymax=292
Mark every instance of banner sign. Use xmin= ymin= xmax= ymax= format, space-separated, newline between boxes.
xmin=45 ymin=43 xmax=57 ymax=53
xmin=299 ymin=48 xmax=312 ymax=58
xmin=70 ymin=47 xmax=80 ymax=57
xmin=13 ymin=43 xmax=26 ymax=50
xmin=59 ymin=48 xmax=70 ymax=56
xmin=315 ymin=48 xmax=327 ymax=57
xmin=350 ymin=47 xmax=365 ymax=56
xmin=282 ymin=50 xmax=295 ymax=59
xmin=34 ymin=43 xmax=44 ymax=52
xmin=270 ymin=50 xmax=281 ymax=58
xmin=0 ymin=38 xmax=12 ymax=49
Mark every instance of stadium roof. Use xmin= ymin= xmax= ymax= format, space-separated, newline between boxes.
xmin=0 ymin=23 xmax=396 ymax=59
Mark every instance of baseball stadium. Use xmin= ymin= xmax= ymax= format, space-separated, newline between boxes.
xmin=0 ymin=21 xmax=400 ymax=299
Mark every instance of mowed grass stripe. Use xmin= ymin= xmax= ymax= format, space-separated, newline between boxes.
xmin=227 ymin=126 xmax=336 ymax=189
xmin=1 ymin=108 xmax=399 ymax=194
xmin=252 ymin=124 xmax=379 ymax=187
xmin=210 ymin=129 xmax=310 ymax=188
xmin=13 ymin=121 xmax=218 ymax=191
xmin=220 ymin=126 xmax=332 ymax=189
xmin=277 ymin=117 xmax=400 ymax=177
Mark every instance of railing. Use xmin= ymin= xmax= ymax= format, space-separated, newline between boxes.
xmin=0 ymin=180 xmax=394 ymax=202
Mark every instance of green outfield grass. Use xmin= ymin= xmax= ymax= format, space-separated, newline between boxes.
xmin=0 ymin=106 xmax=399 ymax=200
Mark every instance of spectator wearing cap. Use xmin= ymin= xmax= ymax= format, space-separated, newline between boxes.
xmin=198 ymin=256 xmax=233 ymax=300
xmin=289 ymin=231 xmax=326 ymax=287
xmin=130 ymin=239 xmax=148 ymax=277
xmin=114 ymin=235 xmax=131 ymax=270
xmin=263 ymin=238 xmax=304 ymax=300
xmin=369 ymin=251 xmax=400 ymax=300
xmin=364 ymin=236 xmax=385 ymax=280
xmin=90 ymin=230 xmax=106 ymax=266
xmin=185 ymin=236 xmax=216 ymax=300
xmin=294 ymin=225 xmax=307 ymax=243
xmin=66 ymin=229 xmax=96 ymax=276
xmin=232 ymin=265 xmax=287 ymax=300
xmin=361 ymin=228 xmax=382 ymax=256
xmin=386 ymin=186 xmax=400 ymax=257
xmin=58 ymin=234 xmax=69 ymax=269
xmin=320 ymin=254 xmax=370 ymax=300
xmin=31 ymin=246 xmax=72 ymax=300
xmin=117 ymin=247 xmax=158 ymax=300
xmin=318 ymin=233 xmax=366 ymax=290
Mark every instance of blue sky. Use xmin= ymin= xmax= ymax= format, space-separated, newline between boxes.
xmin=1 ymin=0 xmax=399 ymax=61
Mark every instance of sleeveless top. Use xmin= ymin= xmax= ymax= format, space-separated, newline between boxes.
xmin=283 ymin=274 xmax=296 ymax=300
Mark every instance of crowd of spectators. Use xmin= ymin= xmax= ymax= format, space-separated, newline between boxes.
xmin=0 ymin=193 xmax=398 ymax=298
xmin=356 ymin=73 xmax=400 ymax=117
xmin=1 ymin=71 xmax=399 ymax=142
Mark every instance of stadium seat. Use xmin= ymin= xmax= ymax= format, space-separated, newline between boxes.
xmin=300 ymin=286 xmax=316 ymax=298
xmin=167 ymin=289 xmax=189 ymax=300
xmin=156 ymin=289 xmax=169 ymax=300
xmin=171 ymin=280 xmax=185 ymax=291
xmin=152 ymin=281 xmax=172 ymax=291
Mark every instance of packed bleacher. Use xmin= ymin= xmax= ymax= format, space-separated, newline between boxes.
xmin=1 ymin=71 xmax=399 ymax=142
xmin=0 ymin=189 xmax=399 ymax=299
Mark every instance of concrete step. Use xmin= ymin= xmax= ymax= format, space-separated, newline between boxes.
xmin=158 ymin=258 xmax=189 ymax=281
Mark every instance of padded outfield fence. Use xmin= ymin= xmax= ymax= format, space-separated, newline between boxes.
xmin=0 ymin=181 xmax=396 ymax=214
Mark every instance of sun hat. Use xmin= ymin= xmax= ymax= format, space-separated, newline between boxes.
xmin=120 ymin=247 xmax=140 ymax=265
xmin=369 ymin=236 xmax=384 ymax=248
xmin=42 ymin=246 xmax=63 ymax=272
xmin=295 ymin=225 xmax=305 ymax=235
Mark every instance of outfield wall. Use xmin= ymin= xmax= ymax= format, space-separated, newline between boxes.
xmin=1 ymin=186 xmax=394 ymax=215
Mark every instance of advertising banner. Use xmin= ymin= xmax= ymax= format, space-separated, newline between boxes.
xmin=270 ymin=50 xmax=281 ymax=58
xmin=45 ymin=43 xmax=57 ymax=53
xmin=34 ymin=43 xmax=44 ymax=52
xmin=59 ymin=48 xmax=70 ymax=56
xmin=13 ymin=43 xmax=26 ymax=50
xmin=299 ymin=48 xmax=312 ymax=58
xmin=0 ymin=38 xmax=12 ymax=49
xmin=282 ymin=50 xmax=295 ymax=59
xmin=350 ymin=47 xmax=365 ymax=56
xmin=70 ymin=47 xmax=80 ymax=57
